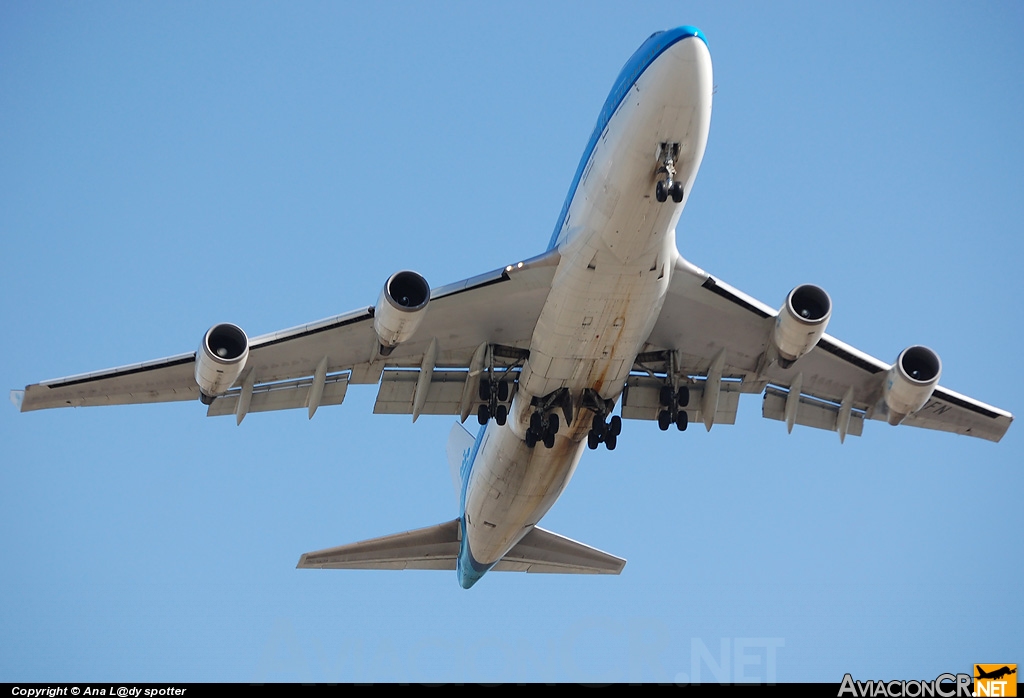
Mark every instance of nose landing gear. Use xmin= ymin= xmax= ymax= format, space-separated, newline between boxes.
xmin=655 ymin=142 xmax=684 ymax=204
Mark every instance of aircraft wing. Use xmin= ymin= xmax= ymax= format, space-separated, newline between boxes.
xmin=637 ymin=255 xmax=1013 ymax=442
xmin=15 ymin=249 xmax=560 ymax=421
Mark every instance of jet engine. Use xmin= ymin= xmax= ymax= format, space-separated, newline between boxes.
xmin=374 ymin=270 xmax=430 ymax=356
xmin=772 ymin=284 xmax=832 ymax=368
xmin=883 ymin=345 xmax=941 ymax=425
xmin=195 ymin=322 xmax=249 ymax=404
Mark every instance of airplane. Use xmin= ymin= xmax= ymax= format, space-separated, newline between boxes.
xmin=12 ymin=26 xmax=1014 ymax=589
xmin=975 ymin=666 xmax=1016 ymax=681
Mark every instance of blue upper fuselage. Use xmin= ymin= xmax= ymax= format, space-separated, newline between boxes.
xmin=545 ymin=26 xmax=707 ymax=252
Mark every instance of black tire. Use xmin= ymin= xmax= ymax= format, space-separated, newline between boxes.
xmin=548 ymin=413 xmax=559 ymax=435
xmin=676 ymin=409 xmax=688 ymax=431
xmin=543 ymin=431 xmax=555 ymax=449
xmin=497 ymin=381 xmax=509 ymax=402
xmin=658 ymin=410 xmax=671 ymax=431
xmin=588 ymin=431 xmax=600 ymax=450
xmin=477 ymin=403 xmax=490 ymax=425
xmin=530 ymin=411 xmax=542 ymax=433
xmin=525 ymin=430 xmax=537 ymax=448
xmin=655 ymin=180 xmax=668 ymax=202
xmin=659 ymin=385 xmax=673 ymax=407
xmin=605 ymin=432 xmax=617 ymax=451
xmin=609 ymin=415 xmax=622 ymax=436
xmin=478 ymin=379 xmax=490 ymax=402
xmin=592 ymin=412 xmax=604 ymax=432
xmin=670 ymin=181 xmax=684 ymax=203
xmin=495 ymin=403 xmax=508 ymax=426
xmin=677 ymin=385 xmax=690 ymax=408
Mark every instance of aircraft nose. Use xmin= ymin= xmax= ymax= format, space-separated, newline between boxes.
xmin=676 ymin=25 xmax=708 ymax=48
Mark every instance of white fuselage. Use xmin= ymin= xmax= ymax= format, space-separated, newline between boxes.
xmin=459 ymin=33 xmax=712 ymax=582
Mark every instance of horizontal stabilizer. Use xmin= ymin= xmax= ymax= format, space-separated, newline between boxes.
xmin=493 ymin=526 xmax=626 ymax=574
xmin=297 ymin=520 xmax=461 ymax=571
xmin=297 ymin=520 xmax=626 ymax=575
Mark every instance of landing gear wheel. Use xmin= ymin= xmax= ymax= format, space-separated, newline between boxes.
xmin=530 ymin=412 xmax=542 ymax=433
xmin=678 ymin=386 xmax=690 ymax=408
xmin=477 ymin=404 xmax=490 ymax=425
xmin=497 ymin=381 xmax=509 ymax=402
xmin=605 ymin=432 xmax=617 ymax=451
xmin=478 ymin=379 xmax=490 ymax=402
xmin=525 ymin=430 xmax=538 ymax=448
xmin=658 ymin=410 xmax=671 ymax=431
xmin=543 ymin=430 xmax=556 ymax=449
xmin=609 ymin=415 xmax=622 ymax=437
xmin=548 ymin=413 xmax=559 ymax=435
xmin=588 ymin=431 xmax=600 ymax=450
xmin=592 ymin=413 xmax=604 ymax=432
xmin=676 ymin=410 xmax=688 ymax=431
xmin=670 ymin=181 xmax=684 ymax=203
xmin=660 ymin=385 xmax=674 ymax=407
xmin=655 ymin=180 xmax=668 ymax=203
xmin=495 ymin=403 xmax=508 ymax=426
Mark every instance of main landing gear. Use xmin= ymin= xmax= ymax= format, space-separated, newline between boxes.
xmin=658 ymin=384 xmax=690 ymax=432
xmin=655 ymin=142 xmax=684 ymax=204
xmin=588 ymin=413 xmax=622 ymax=451
xmin=524 ymin=388 xmax=573 ymax=450
xmin=526 ymin=410 xmax=559 ymax=449
xmin=581 ymin=388 xmax=621 ymax=451
xmin=477 ymin=378 xmax=510 ymax=426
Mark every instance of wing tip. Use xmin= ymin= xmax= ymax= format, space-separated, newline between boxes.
xmin=10 ymin=389 xmax=24 ymax=411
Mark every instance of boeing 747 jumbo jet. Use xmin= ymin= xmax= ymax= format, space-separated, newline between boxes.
xmin=13 ymin=26 xmax=1013 ymax=588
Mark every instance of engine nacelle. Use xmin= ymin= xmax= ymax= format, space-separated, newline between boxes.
xmin=883 ymin=345 xmax=941 ymax=425
xmin=195 ymin=323 xmax=249 ymax=404
xmin=374 ymin=270 xmax=430 ymax=356
xmin=772 ymin=284 xmax=832 ymax=368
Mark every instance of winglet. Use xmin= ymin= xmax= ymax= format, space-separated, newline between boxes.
xmin=10 ymin=390 xmax=24 ymax=411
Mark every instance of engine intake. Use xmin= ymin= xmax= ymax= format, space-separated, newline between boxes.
xmin=884 ymin=345 xmax=941 ymax=425
xmin=195 ymin=323 xmax=249 ymax=404
xmin=772 ymin=284 xmax=832 ymax=368
xmin=374 ymin=271 xmax=430 ymax=356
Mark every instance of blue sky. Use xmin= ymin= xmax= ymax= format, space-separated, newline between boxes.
xmin=2 ymin=2 xmax=1022 ymax=683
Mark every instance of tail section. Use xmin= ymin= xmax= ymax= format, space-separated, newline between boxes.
xmin=297 ymin=520 xmax=625 ymax=580
xmin=298 ymin=421 xmax=626 ymax=586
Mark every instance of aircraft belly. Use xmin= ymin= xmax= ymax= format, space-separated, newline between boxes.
xmin=463 ymin=420 xmax=585 ymax=566
xmin=525 ymin=260 xmax=667 ymax=398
